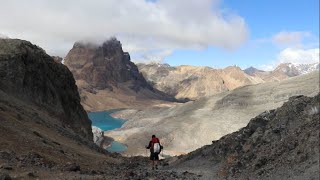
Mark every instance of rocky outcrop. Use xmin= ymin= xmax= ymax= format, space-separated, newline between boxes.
xmin=172 ymin=94 xmax=319 ymax=179
xmin=64 ymin=38 xmax=176 ymax=111
xmin=0 ymin=38 xmax=92 ymax=141
xmin=138 ymin=63 xmax=263 ymax=100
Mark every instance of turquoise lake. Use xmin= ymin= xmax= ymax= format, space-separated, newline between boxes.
xmin=88 ymin=110 xmax=127 ymax=153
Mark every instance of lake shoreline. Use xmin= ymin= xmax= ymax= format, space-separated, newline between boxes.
xmin=89 ymin=110 xmax=128 ymax=153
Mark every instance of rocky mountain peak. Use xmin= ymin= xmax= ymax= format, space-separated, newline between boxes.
xmin=274 ymin=63 xmax=303 ymax=77
xmin=64 ymin=37 xmax=152 ymax=91
xmin=101 ymin=37 xmax=122 ymax=52
xmin=64 ymin=37 xmax=176 ymax=110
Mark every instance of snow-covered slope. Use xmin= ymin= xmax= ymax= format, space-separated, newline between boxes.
xmin=293 ymin=63 xmax=319 ymax=75
xmin=244 ymin=62 xmax=319 ymax=82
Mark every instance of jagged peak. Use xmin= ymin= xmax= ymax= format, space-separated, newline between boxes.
xmin=102 ymin=36 xmax=122 ymax=47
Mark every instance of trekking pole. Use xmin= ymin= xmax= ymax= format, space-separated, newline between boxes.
xmin=162 ymin=147 xmax=164 ymax=158
xmin=162 ymin=142 xmax=164 ymax=158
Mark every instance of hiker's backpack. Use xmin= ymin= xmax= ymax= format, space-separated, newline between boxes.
xmin=152 ymin=138 xmax=161 ymax=153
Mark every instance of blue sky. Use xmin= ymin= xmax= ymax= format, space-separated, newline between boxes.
xmin=1 ymin=0 xmax=318 ymax=70
xmin=164 ymin=0 xmax=319 ymax=69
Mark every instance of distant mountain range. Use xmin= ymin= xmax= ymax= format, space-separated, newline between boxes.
xmin=137 ymin=63 xmax=263 ymax=100
xmin=138 ymin=62 xmax=319 ymax=100
xmin=244 ymin=62 xmax=319 ymax=82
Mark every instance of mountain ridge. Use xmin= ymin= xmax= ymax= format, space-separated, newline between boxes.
xmin=138 ymin=62 xmax=319 ymax=100
xmin=137 ymin=63 xmax=264 ymax=100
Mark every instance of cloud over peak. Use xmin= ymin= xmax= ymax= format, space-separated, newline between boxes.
xmin=0 ymin=0 xmax=248 ymax=61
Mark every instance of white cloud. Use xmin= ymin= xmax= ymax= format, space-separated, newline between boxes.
xmin=277 ymin=48 xmax=319 ymax=64
xmin=257 ymin=30 xmax=318 ymax=71
xmin=272 ymin=31 xmax=311 ymax=47
xmin=259 ymin=48 xmax=319 ymax=71
xmin=0 ymin=0 xmax=248 ymax=61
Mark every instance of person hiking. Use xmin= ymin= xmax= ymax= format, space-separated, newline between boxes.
xmin=145 ymin=135 xmax=162 ymax=170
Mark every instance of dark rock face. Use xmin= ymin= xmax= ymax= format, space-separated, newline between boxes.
xmin=64 ymin=37 xmax=154 ymax=92
xmin=173 ymin=94 xmax=319 ymax=179
xmin=0 ymin=39 xmax=93 ymax=141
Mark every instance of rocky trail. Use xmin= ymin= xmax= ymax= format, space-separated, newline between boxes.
xmin=0 ymin=150 xmax=200 ymax=180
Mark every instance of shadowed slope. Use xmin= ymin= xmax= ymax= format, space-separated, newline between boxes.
xmin=171 ymin=94 xmax=319 ymax=179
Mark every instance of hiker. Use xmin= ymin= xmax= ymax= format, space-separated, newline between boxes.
xmin=145 ymin=135 xmax=162 ymax=170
